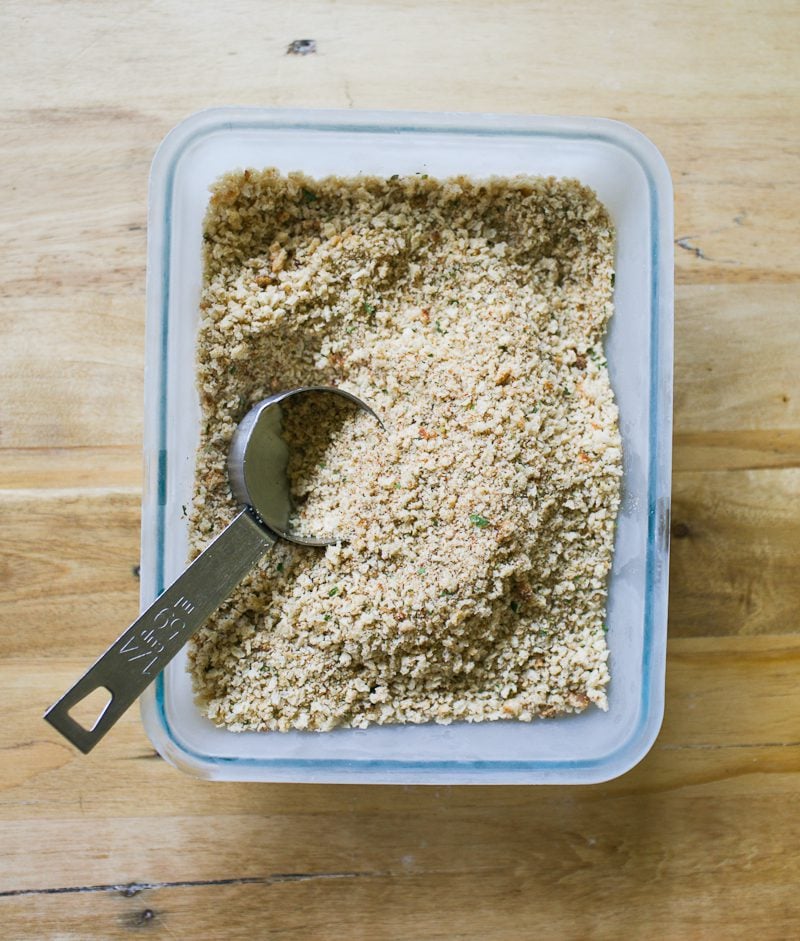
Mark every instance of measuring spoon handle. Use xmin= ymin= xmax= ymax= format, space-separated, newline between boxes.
xmin=45 ymin=509 xmax=277 ymax=753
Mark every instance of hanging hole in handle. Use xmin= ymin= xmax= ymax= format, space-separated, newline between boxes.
xmin=67 ymin=686 xmax=114 ymax=732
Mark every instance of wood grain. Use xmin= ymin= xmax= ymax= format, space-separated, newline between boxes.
xmin=669 ymin=470 xmax=800 ymax=635
xmin=0 ymin=490 xmax=141 ymax=660
xmin=2 ymin=639 xmax=799 ymax=939
xmin=1 ymin=0 xmax=798 ymax=938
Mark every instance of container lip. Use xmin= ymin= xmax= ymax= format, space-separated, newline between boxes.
xmin=148 ymin=105 xmax=673 ymax=197
xmin=141 ymin=107 xmax=673 ymax=785
xmin=145 ymin=670 xmax=666 ymax=785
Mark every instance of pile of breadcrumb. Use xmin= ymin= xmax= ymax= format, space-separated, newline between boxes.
xmin=187 ymin=168 xmax=621 ymax=732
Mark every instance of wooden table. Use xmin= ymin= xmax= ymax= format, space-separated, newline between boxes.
xmin=2 ymin=2 xmax=798 ymax=938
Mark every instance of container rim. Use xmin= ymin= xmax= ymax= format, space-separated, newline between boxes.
xmin=141 ymin=107 xmax=673 ymax=784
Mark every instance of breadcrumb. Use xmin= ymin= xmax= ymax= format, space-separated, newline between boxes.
xmin=187 ymin=169 xmax=621 ymax=732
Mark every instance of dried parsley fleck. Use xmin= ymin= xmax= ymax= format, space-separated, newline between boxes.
xmin=301 ymin=187 xmax=318 ymax=204
xmin=469 ymin=513 xmax=490 ymax=529
xmin=328 ymin=586 xmax=340 ymax=597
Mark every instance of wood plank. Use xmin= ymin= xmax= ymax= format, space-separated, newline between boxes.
xmin=1 ymin=2 xmax=798 ymax=122
xmin=1 ymin=742 xmax=798 ymax=939
xmin=672 ymin=430 xmax=800 ymax=474
xmin=2 ymin=863 xmax=799 ymax=941
xmin=3 ymin=636 xmax=798 ymax=825
xmin=669 ymin=470 xmax=800 ymax=636
xmin=672 ymin=284 xmax=800 ymax=471
xmin=0 ymin=489 xmax=141 ymax=660
xmin=0 ymin=447 xmax=142 ymax=490
xmin=0 ymin=296 xmax=143 ymax=452
xmin=1 ymin=112 xmax=797 ymax=291
xmin=673 ymin=284 xmax=799 ymax=439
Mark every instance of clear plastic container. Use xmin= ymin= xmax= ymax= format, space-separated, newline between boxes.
xmin=141 ymin=108 xmax=673 ymax=784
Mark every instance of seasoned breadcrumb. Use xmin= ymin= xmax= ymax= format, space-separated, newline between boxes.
xmin=187 ymin=169 xmax=621 ymax=732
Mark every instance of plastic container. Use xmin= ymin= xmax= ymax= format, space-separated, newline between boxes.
xmin=141 ymin=108 xmax=673 ymax=784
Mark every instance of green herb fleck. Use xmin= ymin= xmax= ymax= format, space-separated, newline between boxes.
xmin=602 ymin=623 xmax=609 ymax=633
xmin=328 ymin=586 xmax=340 ymax=597
xmin=345 ymin=325 xmax=356 ymax=334
xmin=499 ymin=344 xmax=508 ymax=353
xmin=363 ymin=301 xmax=376 ymax=316
xmin=324 ymin=614 xmax=331 ymax=621
xmin=434 ymin=319 xmax=447 ymax=335
xmin=469 ymin=513 xmax=490 ymax=529
xmin=276 ymin=562 xmax=284 ymax=573
xmin=510 ymin=601 xmax=519 ymax=614
xmin=418 ymin=567 xmax=427 ymax=575
xmin=610 ymin=272 xmax=616 ymax=287
xmin=301 ymin=187 xmax=318 ymax=204
xmin=389 ymin=174 xmax=399 ymax=181
xmin=394 ymin=482 xmax=402 ymax=489
xmin=467 ymin=402 xmax=475 ymax=410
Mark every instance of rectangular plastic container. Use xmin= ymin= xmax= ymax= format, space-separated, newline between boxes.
xmin=141 ymin=108 xmax=673 ymax=784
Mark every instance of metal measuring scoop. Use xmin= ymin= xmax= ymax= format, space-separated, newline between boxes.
xmin=45 ymin=386 xmax=380 ymax=753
